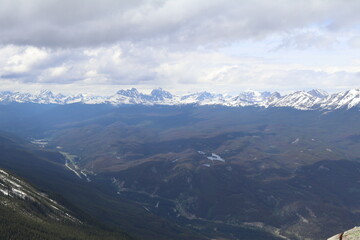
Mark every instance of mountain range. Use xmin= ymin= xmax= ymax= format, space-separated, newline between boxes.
xmin=1 ymin=88 xmax=360 ymax=110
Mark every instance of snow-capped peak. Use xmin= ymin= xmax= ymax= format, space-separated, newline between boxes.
xmin=320 ymin=89 xmax=360 ymax=110
xmin=116 ymin=88 xmax=141 ymax=98
xmin=238 ymin=90 xmax=272 ymax=102
xmin=39 ymin=89 xmax=54 ymax=96
xmin=1 ymin=88 xmax=360 ymax=111
xmin=307 ymin=89 xmax=329 ymax=98
xmin=150 ymin=88 xmax=173 ymax=101
xmin=181 ymin=92 xmax=217 ymax=101
xmin=268 ymin=91 xmax=323 ymax=110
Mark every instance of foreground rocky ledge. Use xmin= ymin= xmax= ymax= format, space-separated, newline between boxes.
xmin=328 ymin=227 xmax=360 ymax=240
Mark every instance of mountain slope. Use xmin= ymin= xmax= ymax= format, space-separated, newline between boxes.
xmin=0 ymin=168 xmax=132 ymax=240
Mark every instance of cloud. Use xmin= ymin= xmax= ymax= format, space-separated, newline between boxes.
xmin=0 ymin=43 xmax=359 ymax=94
xmin=349 ymin=35 xmax=360 ymax=48
xmin=275 ymin=29 xmax=338 ymax=50
xmin=0 ymin=1 xmax=360 ymax=94
xmin=0 ymin=45 xmax=162 ymax=86
xmin=0 ymin=0 xmax=359 ymax=48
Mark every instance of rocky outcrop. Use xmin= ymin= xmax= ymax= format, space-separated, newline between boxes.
xmin=328 ymin=227 xmax=360 ymax=240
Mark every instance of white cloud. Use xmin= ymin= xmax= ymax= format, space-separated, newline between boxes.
xmin=0 ymin=0 xmax=359 ymax=48
xmin=349 ymin=35 xmax=360 ymax=48
xmin=0 ymin=0 xmax=360 ymax=93
xmin=0 ymin=43 xmax=359 ymax=94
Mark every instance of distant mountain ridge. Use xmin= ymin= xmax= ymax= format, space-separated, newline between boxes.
xmin=1 ymin=87 xmax=360 ymax=110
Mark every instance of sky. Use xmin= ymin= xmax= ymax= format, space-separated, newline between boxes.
xmin=0 ymin=0 xmax=359 ymax=95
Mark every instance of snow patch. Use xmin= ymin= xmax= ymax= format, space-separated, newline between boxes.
xmin=0 ymin=189 xmax=9 ymax=196
xmin=80 ymin=171 xmax=91 ymax=182
xmin=207 ymin=153 xmax=225 ymax=162
xmin=297 ymin=213 xmax=309 ymax=223
xmin=12 ymin=188 xmax=28 ymax=199
xmin=65 ymin=162 xmax=82 ymax=178
xmin=31 ymin=139 xmax=48 ymax=148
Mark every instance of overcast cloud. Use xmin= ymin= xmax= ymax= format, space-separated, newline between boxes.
xmin=0 ymin=0 xmax=359 ymax=94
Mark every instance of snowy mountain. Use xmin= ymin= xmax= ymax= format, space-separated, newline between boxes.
xmin=235 ymin=90 xmax=272 ymax=104
xmin=2 ymin=88 xmax=360 ymax=111
xmin=320 ymin=89 xmax=360 ymax=110
xmin=150 ymin=88 xmax=173 ymax=101
xmin=269 ymin=91 xmax=323 ymax=110
xmin=181 ymin=92 xmax=228 ymax=105
xmin=308 ymin=89 xmax=329 ymax=98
